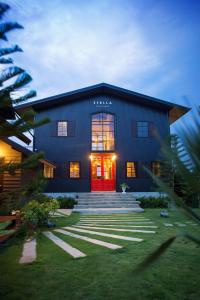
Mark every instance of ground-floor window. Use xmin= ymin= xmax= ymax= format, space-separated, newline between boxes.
xmin=152 ymin=161 xmax=161 ymax=176
xmin=44 ymin=164 xmax=54 ymax=178
xmin=69 ymin=161 xmax=80 ymax=178
xmin=126 ymin=162 xmax=137 ymax=178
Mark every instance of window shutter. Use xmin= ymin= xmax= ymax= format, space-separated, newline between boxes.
xmin=68 ymin=120 xmax=76 ymax=137
xmin=131 ymin=121 xmax=137 ymax=137
xmin=50 ymin=121 xmax=57 ymax=136
xmin=149 ymin=122 xmax=156 ymax=138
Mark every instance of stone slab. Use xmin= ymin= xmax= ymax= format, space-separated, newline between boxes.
xmin=74 ymin=225 xmax=155 ymax=234
xmin=63 ymin=226 xmax=143 ymax=242
xmin=55 ymin=229 xmax=122 ymax=250
xmin=163 ymin=223 xmax=174 ymax=227
xmin=43 ymin=231 xmax=86 ymax=258
xmin=77 ymin=223 xmax=158 ymax=228
xmin=19 ymin=238 xmax=37 ymax=264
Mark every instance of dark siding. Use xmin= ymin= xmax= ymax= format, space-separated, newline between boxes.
xmin=34 ymin=94 xmax=169 ymax=192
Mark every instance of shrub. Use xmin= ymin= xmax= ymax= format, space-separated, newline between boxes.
xmin=139 ymin=197 xmax=169 ymax=208
xmin=22 ymin=197 xmax=59 ymax=228
xmin=56 ymin=197 xmax=77 ymax=209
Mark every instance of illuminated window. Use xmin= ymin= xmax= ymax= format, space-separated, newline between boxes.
xmin=70 ymin=162 xmax=80 ymax=178
xmin=152 ymin=161 xmax=161 ymax=177
xmin=44 ymin=164 xmax=54 ymax=178
xmin=57 ymin=121 xmax=68 ymax=136
xmin=137 ymin=121 xmax=149 ymax=137
xmin=92 ymin=113 xmax=114 ymax=151
xmin=126 ymin=162 xmax=137 ymax=178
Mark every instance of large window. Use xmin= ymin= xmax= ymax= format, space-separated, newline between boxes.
xmin=126 ymin=162 xmax=137 ymax=178
xmin=137 ymin=121 xmax=149 ymax=137
xmin=57 ymin=121 xmax=68 ymax=136
xmin=69 ymin=162 xmax=80 ymax=178
xmin=152 ymin=161 xmax=161 ymax=177
xmin=92 ymin=113 xmax=114 ymax=151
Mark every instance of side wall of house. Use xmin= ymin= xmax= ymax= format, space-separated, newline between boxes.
xmin=34 ymin=94 xmax=170 ymax=192
xmin=0 ymin=140 xmax=22 ymax=191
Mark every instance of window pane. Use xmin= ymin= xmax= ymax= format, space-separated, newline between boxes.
xmin=91 ymin=113 xmax=114 ymax=150
xmin=70 ymin=162 xmax=80 ymax=178
xmin=137 ymin=121 xmax=149 ymax=137
xmin=58 ymin=121 xmax=68 ymax=136
xmin=126 ymin=162 xmax=136 ymax=178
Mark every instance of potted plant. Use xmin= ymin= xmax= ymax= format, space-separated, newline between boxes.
xmin=120 ymin=183 xmax=129 ymax=193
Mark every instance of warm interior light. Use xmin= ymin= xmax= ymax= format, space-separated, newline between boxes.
xmin=89 ymin=154 xmax=93 ymax=160
xmin=112 ymin=154 xmax=117 ymax=161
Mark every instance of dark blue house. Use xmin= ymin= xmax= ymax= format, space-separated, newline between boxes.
xmin=17 ymin=83 xmax=190 ymax=193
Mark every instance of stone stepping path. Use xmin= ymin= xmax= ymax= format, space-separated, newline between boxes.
xmin=164 ymin=223 xmax=174 ymax=227
xmin=63 ymin=226 xmax=143 ymax=242
xmin=80 ymin=218 xmax=151 ymax=221
xmin=19 ymin=238 xmax=37 ymax=264
xmin=77 ymin=223 xmax=158 ymax=228
xmin=74 ymin=225 xmax=156 ymax=234
xmin=55 ymin=229 xmax=122 ymax=250
xmin=43 ymin=231 xmax=86 ymax=258
xmin=78 ymin=221 xmax=154 ymax=225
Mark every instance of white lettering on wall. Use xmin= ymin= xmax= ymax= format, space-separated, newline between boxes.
xmin=93 ymin=100 xmax=112 ymax=106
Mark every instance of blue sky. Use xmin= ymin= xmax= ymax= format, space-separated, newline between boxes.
xmin=5 ymin=0 xmax=200 ymax=132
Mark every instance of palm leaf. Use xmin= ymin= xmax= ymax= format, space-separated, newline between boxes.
xmin=0 ymin=3 xmax=10 ymax=19
xmin=0 ymin=57 xmax=13 ymax=64
xmin=135 ymin=236 xmax=177 ymax=273
xmin=0 ymin=22 xmax=23 ymax=41
xmin=0 ymin=45 xmax=23 ymax=57
xmin=13 ymin=90 xmax=36 ymax=104
xmin=0 ymin=66 xmax=24 ymax=85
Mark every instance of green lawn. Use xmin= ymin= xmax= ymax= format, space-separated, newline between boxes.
xmin=0 ymin=209 xmax=200 ymax=300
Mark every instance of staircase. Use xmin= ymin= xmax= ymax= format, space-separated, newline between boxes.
xmin=73 ymin=193 xmax=144 ymax=214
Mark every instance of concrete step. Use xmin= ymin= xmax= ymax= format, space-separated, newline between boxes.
xmin=76 ymin=200 xmax=139 ymax=204
xmin=73 ymin=208 xmax=144 ymax=214
xmin=74 ymin=204 xmax=140 ymax=209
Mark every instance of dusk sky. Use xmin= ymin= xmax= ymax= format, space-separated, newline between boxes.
xmin=5 ymin=0 xmax=200 ymax=132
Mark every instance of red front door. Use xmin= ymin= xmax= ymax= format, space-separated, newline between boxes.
xmin=91 ymin=153 xmax=116 ymax=191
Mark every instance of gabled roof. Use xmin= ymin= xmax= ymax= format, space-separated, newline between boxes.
xmin=16 ymin=83 xmax=190 ymax=124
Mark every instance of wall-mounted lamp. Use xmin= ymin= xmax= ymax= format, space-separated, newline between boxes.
xmin=89 ymin=154 xmax=93 ymax=160
xmin=112 ymin=154 xmax=117 ymax=161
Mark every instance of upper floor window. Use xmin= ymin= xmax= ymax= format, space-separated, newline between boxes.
xmin=57 ymin=121 xmax=68 ymax=136
xmin=92 ymin=113 xmax=114 ymax=151
xmin=126 ymin=162 xmax=137 ymax=178
xmin=137 ymin=121 xmax=149 ymax=137
xmin=152 ymin=161 xmax=161 ymax=177
xmin=69 ymin=162 xmax=80 ymax=178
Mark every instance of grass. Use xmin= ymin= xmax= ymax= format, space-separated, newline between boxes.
xmin=0 ymin=209 xmax=200 ymax=300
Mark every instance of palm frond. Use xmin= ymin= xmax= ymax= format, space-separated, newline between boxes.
xmin=0 ymin=22 xmax=23 ymax=41
xmin=13 ymin=90 xmax=36 ymax=104
xmin=0 ymin=45 xmax=23 ymax=57
xmin=135 ymin=236 xmax=177 ymax=274
xmin=0 ymin=57 xmax=13 ymax=64
xmin=0 ymin=3 xmax=10 ymax=19
xmin=0 ymin=66 xmax=24 ymax=86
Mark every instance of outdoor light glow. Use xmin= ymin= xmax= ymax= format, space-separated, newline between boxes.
xmin=112 ymin=154 xmax=117 ymax=161
xmin=89 ymin=154 xmax=93 ymax=160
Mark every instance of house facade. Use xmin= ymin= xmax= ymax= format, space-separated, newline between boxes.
xmin=17 ymin=83 xmax=190 ymax=193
